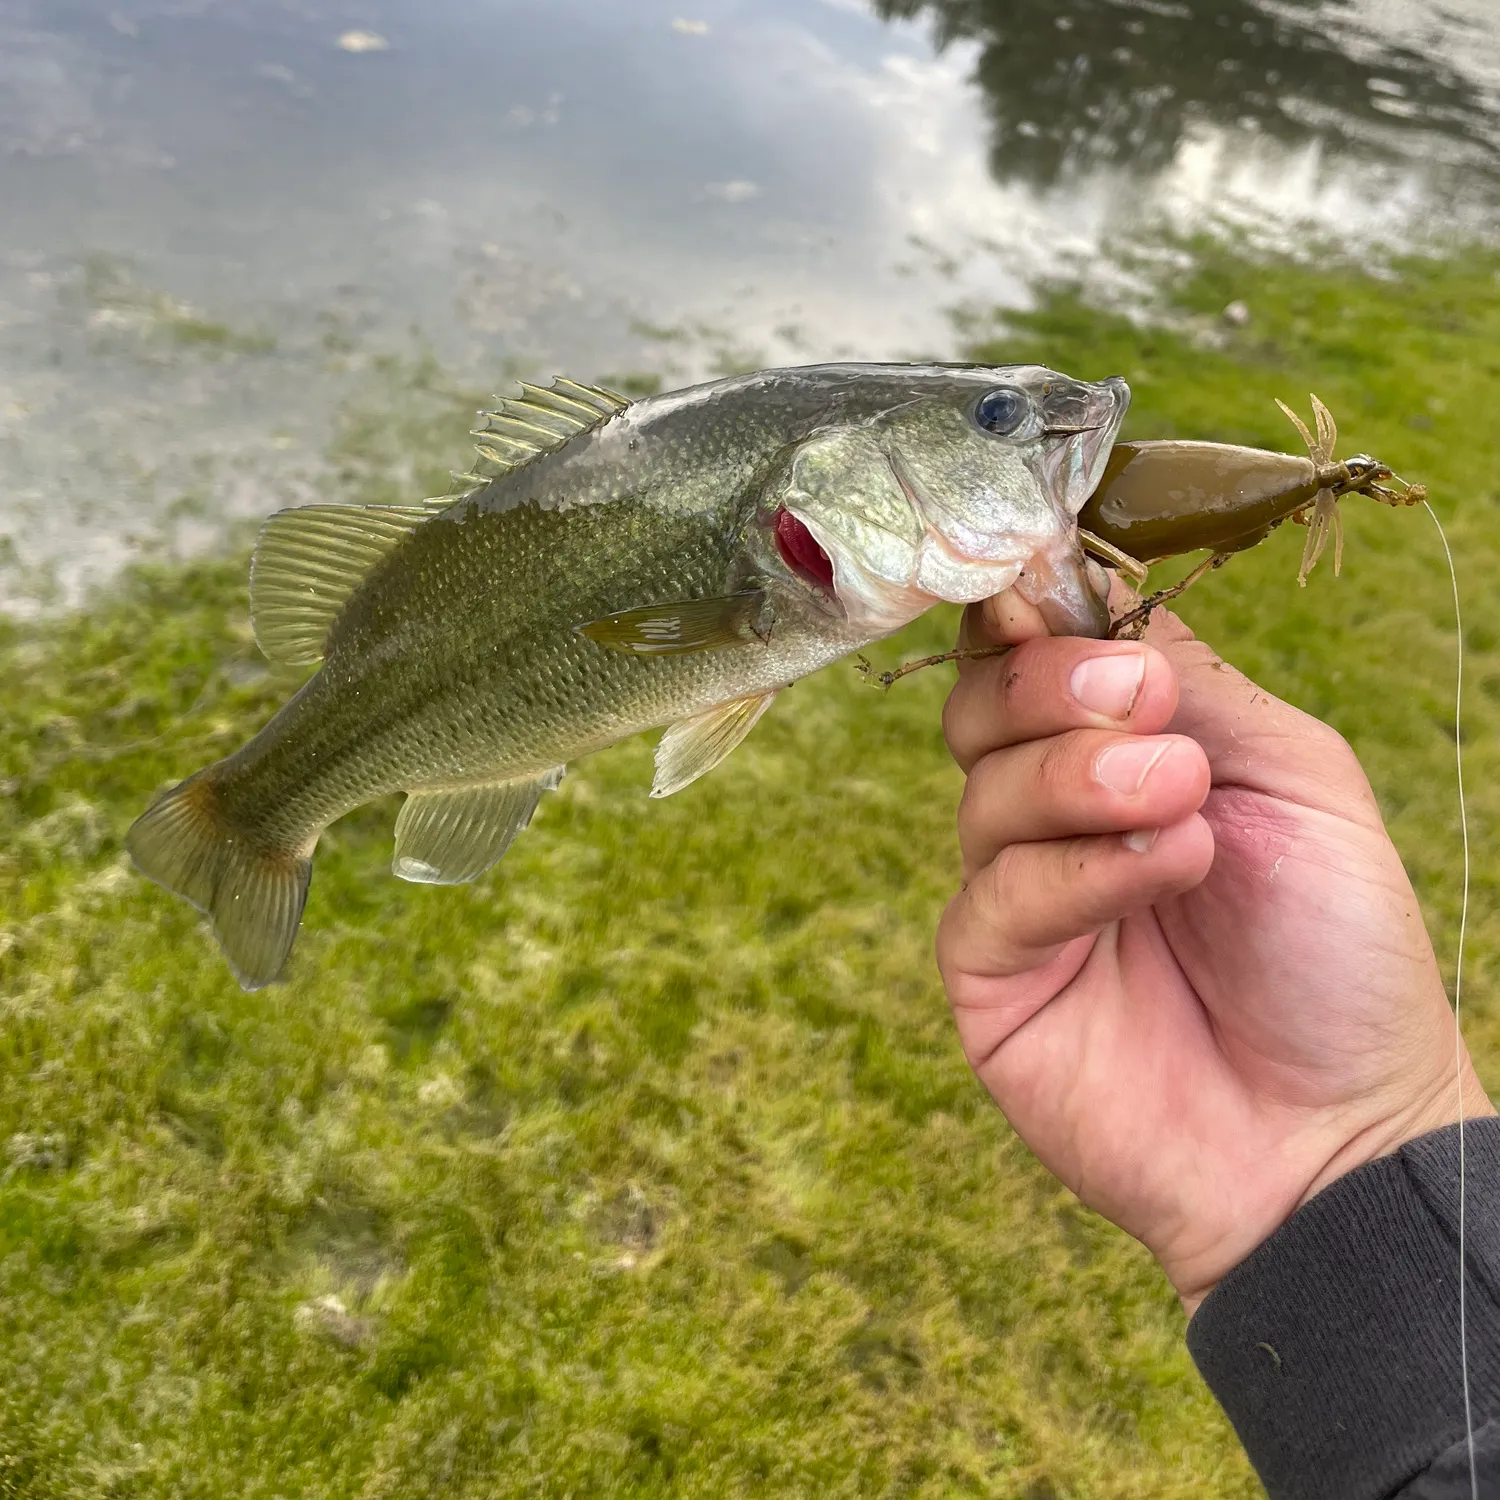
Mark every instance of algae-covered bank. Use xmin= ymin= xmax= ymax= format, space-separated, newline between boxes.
xmin=3 ymin=249 xmax=1498 ymax=1498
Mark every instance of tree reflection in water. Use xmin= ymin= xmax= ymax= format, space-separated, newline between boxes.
xmin=873 ymin=0 xmax=1497 ymax=187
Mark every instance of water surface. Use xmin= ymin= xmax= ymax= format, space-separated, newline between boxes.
xmin=1 ymin=0 xmax=1496 ymax=608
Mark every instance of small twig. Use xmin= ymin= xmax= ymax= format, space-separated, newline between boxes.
xmin=854 ymin=644 xmax=1013 ymax=690
xmin=1109 ymin=552 xmax=1228 ymax=638
xmin=1108 ymin=602 xmax=1156 ymax=641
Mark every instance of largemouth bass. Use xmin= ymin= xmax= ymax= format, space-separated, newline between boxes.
xmin=127 ymin=362 xmax=1129 ymax=988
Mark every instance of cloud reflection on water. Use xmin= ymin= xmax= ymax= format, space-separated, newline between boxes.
xmin=0 ymin=0 xmax=1495 ymax=607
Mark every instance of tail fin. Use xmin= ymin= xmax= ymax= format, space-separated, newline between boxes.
xmin=126 ymin=771 xmax=311 ymax=991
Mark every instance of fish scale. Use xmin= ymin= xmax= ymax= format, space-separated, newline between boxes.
xmin=126 ymin=362 xmax=1128 ymax=988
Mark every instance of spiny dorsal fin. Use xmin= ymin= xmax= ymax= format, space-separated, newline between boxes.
xmin=440 ymin=377 xmax=630 ymax=499
xmin=392 ymin=768 xmax=565 ymax=885
xmin=250 ymin=504 xmax=431 ymax=665
xmin=651 ymin=692 xmax=778 ymax=799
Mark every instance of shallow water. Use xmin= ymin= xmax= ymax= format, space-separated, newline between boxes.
xmin=1 ymin=0 xmax=1497 ymax=609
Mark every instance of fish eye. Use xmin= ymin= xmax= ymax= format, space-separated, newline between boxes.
xmin=973 ymin=387 xmax=1029 ymax=436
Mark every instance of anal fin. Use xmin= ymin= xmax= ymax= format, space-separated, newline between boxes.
xmin=651 ymin=693 xmax=778 ymax=799
xmin=392 ymin=768 xmax=564 ymax=885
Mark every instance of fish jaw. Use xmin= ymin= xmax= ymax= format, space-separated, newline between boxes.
xmin=1014 ymin=539 xmax=1112 ymax=637
xmin=825 ymin=517 xmax=1109 ymax=640
xmin=1035 ymin=375 xmax=1132 ymax=516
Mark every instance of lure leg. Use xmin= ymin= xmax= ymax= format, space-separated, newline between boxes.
xmin=1079 ymin=529 xmax=1150 ymax=589
xmin=1109 ymin=552 xmax=1230 ymax=639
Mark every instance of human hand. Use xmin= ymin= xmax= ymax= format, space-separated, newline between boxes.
xmin=937 ymin=593 xmax=1495 ymax=1312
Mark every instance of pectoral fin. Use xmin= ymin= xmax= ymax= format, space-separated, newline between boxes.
xmin=392 ymin=768 xmax=565 ymax=885
xmin=577 ymin=590 xmax=771 ymax=655
xmin=651 ymin=692 xmax=778 ymax=799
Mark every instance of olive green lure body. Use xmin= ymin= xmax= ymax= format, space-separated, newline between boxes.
xmin=1080 ymin=440 xmax=1321 ymax=563
xmin=1079 ymin=397 xmax=1422 ymax=623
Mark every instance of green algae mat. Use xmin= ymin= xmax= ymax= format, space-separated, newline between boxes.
xmin=3 ymin=247 xmax=1497 ymax=1498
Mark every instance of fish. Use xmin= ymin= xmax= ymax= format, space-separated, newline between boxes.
xmin=126 ymin=362 xmax=1130 ymax=989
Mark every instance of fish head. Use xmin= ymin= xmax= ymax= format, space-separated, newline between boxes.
xmin=767 ymin=365 xmax=1129 ymax=638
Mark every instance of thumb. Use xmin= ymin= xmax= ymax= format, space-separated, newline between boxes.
xmin=957 ymin=569 xmax=1140 ymax=660
xmin=956 ymin=588 xmax=1052 ymax=664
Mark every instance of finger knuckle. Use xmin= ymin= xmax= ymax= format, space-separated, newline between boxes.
xmin=1036 ymin=733 xmax=1087 ymax=797
xmin=941 ymin=685 xmax=975 ymax=762
xmin=983 ymin=843 xmax=1029 ymax=911
xmin=934 ymin=895 xmax=964 ymax=974
xmin=1302 ymin=716 xmax=1365 ymax=778
xmin=956 ymin=750 xmax=1004 ymax=825
xmin=1317 ymin=725 xmax=1377 ymax=801
xmin=1318 ymin=723 xmax=1358 ymax=766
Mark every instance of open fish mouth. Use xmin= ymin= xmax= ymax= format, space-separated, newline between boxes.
xmin=1038 ymin=375 xmax=1131 ymax=514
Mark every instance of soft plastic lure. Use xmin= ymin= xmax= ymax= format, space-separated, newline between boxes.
xmin=1077 ymin=396 xmax=1426 ymax=635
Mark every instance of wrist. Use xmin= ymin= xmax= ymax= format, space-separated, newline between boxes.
xmin=1296 ymin=1059 xmax=1496 ymax=1215
xmin=1185 ymin=1117 xmax=1500 ymax=1500
xmin=1169 ymin=1060 xmax=1495 ymax=1317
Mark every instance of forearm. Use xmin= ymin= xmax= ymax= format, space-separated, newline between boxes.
xmin=1187 ymin=1118 xmax=1500 ymax=1500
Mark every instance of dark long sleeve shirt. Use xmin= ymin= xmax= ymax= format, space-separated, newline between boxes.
xmin=1187 ymin=1118 xmax=1500 ymax=1499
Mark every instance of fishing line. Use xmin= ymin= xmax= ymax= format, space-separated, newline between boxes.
xmin=1421 ymin=495 xmax=1476 ymax=1499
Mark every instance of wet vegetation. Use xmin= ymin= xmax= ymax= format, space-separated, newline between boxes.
xmin=3 ymin=243 xmax=1499 ymax=1496
xmin=77 ymin=257 xmax=278 ymax=360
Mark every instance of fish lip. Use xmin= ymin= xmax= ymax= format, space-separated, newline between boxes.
xmin=910 ymin=530 xmax=1027 ymax=603
xmin=1014 ymin=539 xmax=1113 ymax=638
xmin=1040 ymin=376 xmax=1131 ymax=516
xmin=786 ymin=495 xmax=1027 ymax=631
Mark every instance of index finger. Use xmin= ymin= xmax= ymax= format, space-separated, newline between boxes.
xmin=943 ymin=636 xmax=1177 ymax=771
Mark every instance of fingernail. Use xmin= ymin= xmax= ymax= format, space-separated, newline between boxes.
xmin=1070 ymin=652 xmax=1146 ymax=718
xmin=1123 ymin=827 xmax=1159 ymax=853
xmin=1095 ymin=739 xmax=1169 ymax=795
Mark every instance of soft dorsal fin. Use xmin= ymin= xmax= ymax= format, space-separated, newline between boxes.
xmin=250 ymin=503 xmax=431 ymax=665
xmin=443 ymin=377 xmax=629 ymax=497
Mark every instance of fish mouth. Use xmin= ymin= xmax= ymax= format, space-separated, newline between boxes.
xmin=1038 ymin=375 xmax=1131 ymax=515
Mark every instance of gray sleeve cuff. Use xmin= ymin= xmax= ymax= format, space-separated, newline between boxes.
xmin=1186 ymin=1118 xmax=1500 ymax=1500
